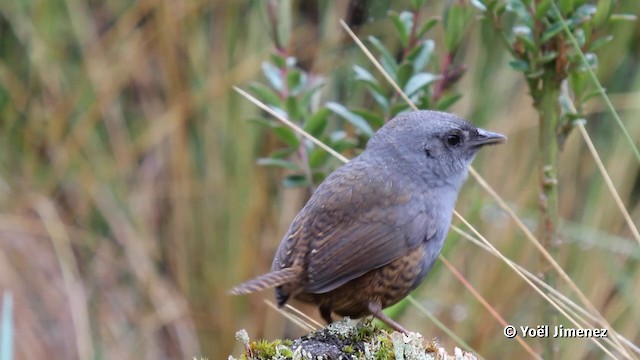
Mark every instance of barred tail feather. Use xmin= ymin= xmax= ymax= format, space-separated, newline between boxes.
xmin=230 ymin=267 xmax=300 ymax=295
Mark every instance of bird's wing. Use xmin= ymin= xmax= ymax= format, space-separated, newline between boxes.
xmin=301 ymin=162 xmax=441 ymax=294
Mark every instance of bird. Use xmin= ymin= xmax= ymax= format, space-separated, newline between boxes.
xmin=231 ymin=110 xmax=506 ymax=334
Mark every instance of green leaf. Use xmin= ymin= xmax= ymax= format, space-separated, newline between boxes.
xmin=350 ymin=108 xmax=385 ymax=129
xmin=303 ymin=108 xmax=329 ymax=137
xmin=540 ymin=22 xmax=565 ymax=43
xmin=273 ymin=126 xmax=300 ymax=148
xmin=396 ymin=63 xmax=413 ymax=90
xmin=588 ymin=35 xmax=613 ymax=52
xmin=353 ymin=65 xmax=377 ymax=83
xmin=569 ymin=70 xmax=589 ymax=98
xmin=269 ymin=106 xmax=289 ymax=120
xmin=526 ymin=69 xmax=545 ymax=78
xmin=326 ymin=102 xmax=374 ymax=137
xmin=573 ymin=4 xmax=597 ymax=24
xmin=410 ymin=0 xmax=426 ymax=10
xmin=368 ymin=88 xmax=389 ymax=112
xmin=537 ymin=51 xmax=558 ymax=65
xmin=330 ymin=131 xmax=358 ymax=152
xmin=249 ymin=82 xmax=282 ymax=107
xmin=380 ymin=57 xmax=399 ymax=80
xmin=308 ymin=146 xmax=331 ymax=168
xmin=283 ymin=174 xmax=308 ymax=188
xmin=261 ymin=61 xmax=283 ymax=92
xmin=390 ymin=103 xmax=411 ymax=117
xmin=417 ymin=18 xmax=438 ymax=38
xmin=513 ymin=25 xmax=537 ymax=53
xmin=535 ymin=0 xmax=552 ymax=18
xmin=609 ymin=14 xmax=638 ymax=22
xmin=486 ymin=0 xmax=500 ymax=13
xmin=582 ymin=88 xmax=603 ymax=103
xmin=444 ymin=3 xmax=473 ymax=52
xmin=367 ymin=36 xmax=398 ymax=76
xmin=269 ymin=148 xmax=296 ymax=159
xmin=404 ymin=72 xmax=439 ymax=97
xmin=509 ymin=59 xmax=530 ymax=72
xmin=257 ymin=157 xmax=299 ymax=170
xmin=286 ymin=70 xmax=304 ymax=95
xmin=415 ymin=93 xmax=432 ymax=110
xmin=569 ymin=69 xmax=588 ymax=89
xmin=581 ymin=52 xmax=598 ymax=70
xmin=593 ymin=0 xmax=612 ymax=26
xmin=353 ymin=65 xmax=384 ymax=94
xmin=301 ymin=78 xmax=326 ymax=106
xmin=399 ymin=11 xmax=415 ymax=35
xmin=275 ymin=0 xmax=292 ymax=47
xmin=312 ymin=171 xmax=327 ymax=184
xmin=470 ymin=0 xmax=487 ymax=11
xmin=505 ymin=0 xmax=533 ymax=27
xmin=286 ymin=96 xmax=303 ymax=121
xmin=573 ymin=28 xmax=586 ymax=47
xmin=390 ymin=11 xmax=414 ymax=48
xmin=559 ymin=0 xmax=574 ymax=16
xmin=406 ymin=39 xmax=435 ymax=72
xmin=270 ymin=53 xmax=286 ymax=68
xmin=520 ymin=36 xmax=538 ymax=54
xmin=435 ymin=93 xmax=462 ymax=110
xmin=248 ymin=118 xmax=277 ymax=128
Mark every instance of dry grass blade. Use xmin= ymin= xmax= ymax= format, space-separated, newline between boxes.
xmin=32 ymin=196 xmax=95 ymax=360
xmin=89 ymin=187 xmax=201 ymax=356
xmin=453 ymin=214 xmax=623 ymax=359
xmin=560 ymin=79 xmax=640 ymax=246
xmin=263 ymin=300 xmax=316 ymax=333
xmin=576 ymin=122 xmax=640 ymax=245
xmin=469 ymin=166 xmax=635 ymax=358
xmin=547 ymin=292 xmax=639 ymax=357
xmin=561 ymin=89 xmax=640 ymax=357
xmin=233 ymin=86 xmax=349 ymax=164
xmin=338 ymin=20 xmax=417 ymax=111
xmin=284 ymin=304 xmax=324 ymax=330
xmin=404 ymin=297 xmax=480 ymax=357
xmin=452 ymin=225 xmax=640 ymax=356
xmin=438 ymin=256 xmax=541 ymax=360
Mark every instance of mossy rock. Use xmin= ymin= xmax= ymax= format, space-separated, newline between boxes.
xmin=229 ymin=318 xmax=477 ymax=360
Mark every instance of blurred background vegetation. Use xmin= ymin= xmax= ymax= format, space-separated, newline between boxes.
xmin=0 ymin=0 xmax=639 ymax=359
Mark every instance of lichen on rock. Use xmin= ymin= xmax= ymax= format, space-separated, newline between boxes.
xmin=228 ymin=318 xmax=477 ymax=360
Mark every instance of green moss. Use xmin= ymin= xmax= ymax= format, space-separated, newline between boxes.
xmin=249 ymin=339 xmax=294 ymax=359
xmin=342 ymin=345 xmax=355 ymax=354
xmin=373 ymin=334 xmax=395 ymax=360
xmin=353 ymin=320 xmax=377 ymax=342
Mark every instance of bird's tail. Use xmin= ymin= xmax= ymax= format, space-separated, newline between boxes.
xmin=230 ymin=267 xmax=301 ymax=295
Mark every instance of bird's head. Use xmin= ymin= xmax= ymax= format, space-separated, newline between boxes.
xmin=365 ymin=110 xmax=506 ymax=188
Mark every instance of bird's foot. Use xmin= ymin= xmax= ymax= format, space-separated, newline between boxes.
xmin=367 ymin=301 xmax=411 ymax=335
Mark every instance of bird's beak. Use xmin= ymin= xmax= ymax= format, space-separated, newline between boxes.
xmin=471 ymin=128 xmax=507 ymax=147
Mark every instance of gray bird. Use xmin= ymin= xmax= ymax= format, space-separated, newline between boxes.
xmin=231 ymin=110 xmax=506 ymax=334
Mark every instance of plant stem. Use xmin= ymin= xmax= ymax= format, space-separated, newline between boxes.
xmin=535 ymin=72 xmax=561 ymax=359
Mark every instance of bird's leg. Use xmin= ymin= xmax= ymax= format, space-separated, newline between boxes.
xmin=319 ymin=305 xmax=333 ymax=324
xmin=367 ymin=301 xmax=410 ymax=335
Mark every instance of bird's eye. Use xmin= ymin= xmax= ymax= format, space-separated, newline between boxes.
xmin=446 ymin=133 xmax=462 ymax=147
